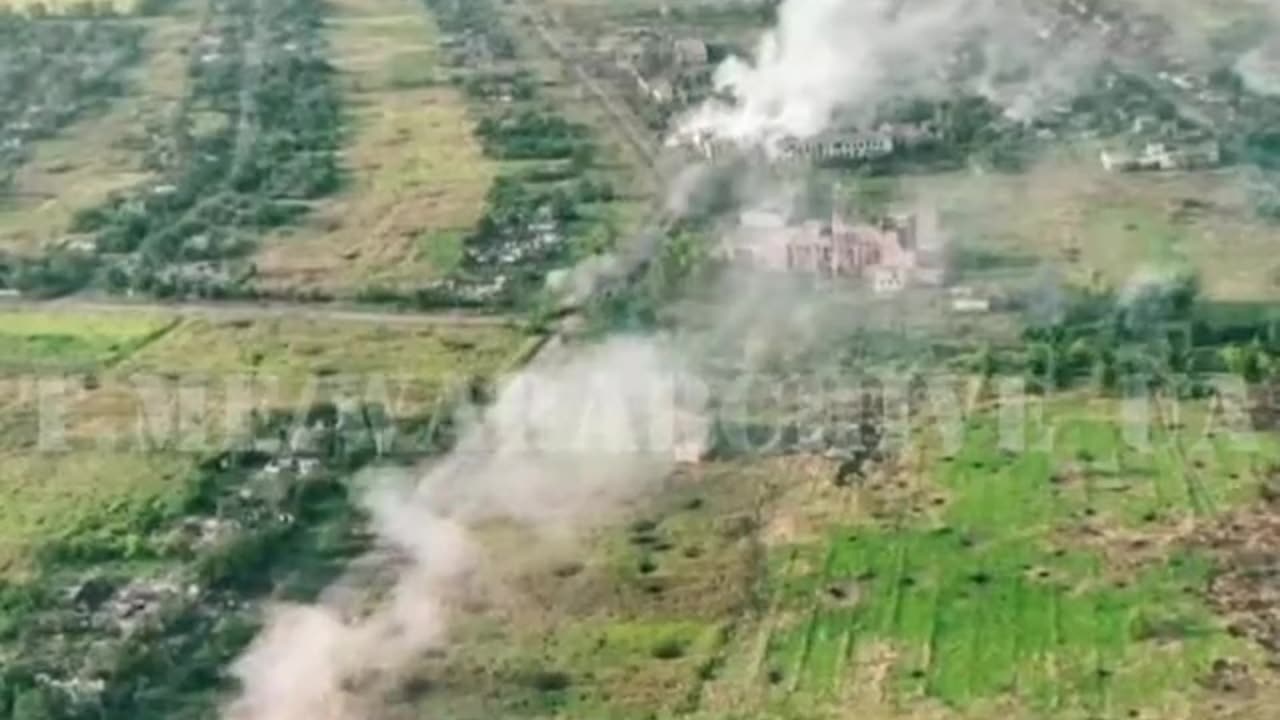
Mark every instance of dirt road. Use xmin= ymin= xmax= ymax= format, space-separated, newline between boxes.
xmin=0 ymin=296 xmax=515 ymax=327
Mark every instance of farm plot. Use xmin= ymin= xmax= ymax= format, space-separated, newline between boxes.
xmin=0 ymin=10 xmax=151 ymax=254
xmin=52 ymin=313 xmax=532 ymax=448
xmin=730 ymin=398 xmax=1280 ymax=719
xmin=0 ymin=450 xmax=194 ymax=576
xmin=0 ymin=307 xmax=174 ymax=370
xmin=120 ymin=314 xmax=526 ymax=383
xmin=410 ymin=394 xmax=1280 ymax=720
xmin=0 ymin=3 xmax=201 ymax=254
xmin=405 ymin=459 xmax=790 ymax=720
xmin=9 ymin=0 xmax=349 ymax=300
xmin=0 ymin=306 xmax=532 ymax=574
xmin=252 ymin=0 xmax=498 ymax=297
xmin=889 ymin=151 xmax=1280 ymax=303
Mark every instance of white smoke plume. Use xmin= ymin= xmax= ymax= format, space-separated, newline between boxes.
xmin=224 ymin=337 xmax=706 ymax=720
xmin=1234 ymin=0 xmax=1280 ymax=97
xmin=222 ymin=2 xmax=1208 ymax=716
xmin=673 ymin=0 xmax=1106 ymax=150
xmin=1236 ymin=44 xmax=1280 ymax=96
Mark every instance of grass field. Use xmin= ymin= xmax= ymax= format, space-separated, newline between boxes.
xmin=884 ymin=150 xmax=1280 ymax=302
xmin=0 ymin=308 xmax=175 ymax=369
xmin=410 ymin=395 xmax=1280 ymax=719
xmin=33 ymin=313 xmax=531 ymax=446
xmin=0 ymin=1 xmax=201 ymax=254
xmin=121 ymin=315 xmax=526 ymax=382
xmin=0 ymin=307 xmax=533 ymax=573
xmin=746 ymin=400 xmax=1278 ymax=715
xmin=0 ymin=450 xmax=194 ymax=575
xmin=252 ymin=0 xmax=499 ymax=296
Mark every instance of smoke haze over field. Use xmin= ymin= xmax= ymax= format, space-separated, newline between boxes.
xmin=224 ymin=338 xmax=705 ymax=719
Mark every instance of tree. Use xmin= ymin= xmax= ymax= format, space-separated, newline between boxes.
xmin=1066 ymin=337 xmax=1095 ymax=375
xmin=1093 ymin=349 xmax=1119 ymax=395
xmin=971 ymin=343 xmax=996 ymax=379
xmin=11 ymin=685 xmax=64 ymax=720
xmin=1221 ymin=340 xmax=1268 ymax=383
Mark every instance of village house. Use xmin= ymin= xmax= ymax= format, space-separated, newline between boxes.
xmin=606 ymin=30 xmax=709 ymax=106
xmin=721 ymin=206 xmax=945 ymax=293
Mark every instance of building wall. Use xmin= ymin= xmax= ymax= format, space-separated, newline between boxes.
xmin=723 ymin=209 xmax=940 ymax=291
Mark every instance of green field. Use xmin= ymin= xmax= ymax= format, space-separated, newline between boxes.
xmin=0 ymin=309 xmax=175 ymax=369
xmin=0 ymin=450 xmax=194 ymax=575
xmin=883 ymin=152 xmax=1280 ymax=303
xmin=0 ymin=2 xmax=200 ymax=254
xmin=121 ymin=315 xmax=528 ymax=384
xmin=252 ymin=0 xmax=500 ymax=296
xmin=409 ymin=396 xmax=1280 ymax=720
xmin=0 ymin=308 xmax=535 ymax=574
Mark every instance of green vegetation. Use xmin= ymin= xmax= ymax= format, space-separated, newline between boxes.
xmin=0 ymin=10 xmax=143 ymax=194
xmin=345 ymin=0 xmax=630 ymax=310
xmin=401 ymin=391 xmax=1280 ymax=720
xmin=476 ymin=110 xmax=592 ymax=161
xmin=3 ymin=0 xmax=344 ymax=300
xmin=751 ymin=400 xmax=1278 ymax=717
xmin=0 ymin=310 xmax=174 ymax=369
xmin=417 ymin=229 xmax=467 ymax=274
xmin=0 ymin=449 xmax=367 ymax=720
xmin=423 ymin=0 xmax=515 ymax=61
xmin=250 ymin=0 xmax=501 ymax=299
xmin=3 ymin=2 xmax=1280 ymax=720
xmin=121 ymin=315 xmax=526 ymax=391
xmin=0 ymin=303 xmax=535 ymax=719
xmin=0 ymin=451 xmax=194 ymax=572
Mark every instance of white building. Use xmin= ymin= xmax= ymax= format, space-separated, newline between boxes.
xmin=1100 ymin=140 xmax=1221 ymax=172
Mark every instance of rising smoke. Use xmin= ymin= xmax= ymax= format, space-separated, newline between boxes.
xmin=673 ymin=0 xmax=1107 ymax=151
xmin=224 ymin=338 xmax=705 ymax=719
xmin=223 ymin=1 xmax=1232 ymax=717
xmin=1234 ymin=0 xmax=1280 ymax=97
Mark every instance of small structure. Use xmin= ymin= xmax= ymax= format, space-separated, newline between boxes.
xmin=949 ymin=286 xmax=993 ymax=313
xmin=777 ymin=132 xmax=895 ymax=162
xmin=607 ymin=30 xmax=710 ymax=107
xmin=1100 ymin=140 xmax=1221 ymax=172
xmin=678 ymin=123 xmax=935 ymax=164
xmin=672 ymin=38 xmax=709 ymax=67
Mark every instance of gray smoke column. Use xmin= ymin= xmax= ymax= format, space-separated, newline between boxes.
xmin=224 ymin=337 xmax=706 ymax=720
xmin=673 ymin=0 xmax=1105 ymax=150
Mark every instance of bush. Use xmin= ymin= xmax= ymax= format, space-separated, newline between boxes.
xmin=527 ymin=670 xmax=571 ymax=693
xmin=651 ymin=637 xmax=687 ymax=660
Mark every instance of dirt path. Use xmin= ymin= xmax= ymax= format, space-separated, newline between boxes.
xmin=503 ymin=0 xmax=661 ymax=183
xmin=0 ymin=296 xmax=515 ymax=327
xmin=229 ymin=0 xmax=264 ymax=176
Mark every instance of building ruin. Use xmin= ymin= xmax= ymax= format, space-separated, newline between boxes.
xmin=1100 ymin=139 xmax=1221 ymax=172
xmin=720 ymin=206 xmax=946 ymax=293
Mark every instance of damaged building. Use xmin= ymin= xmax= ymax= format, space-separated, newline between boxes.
xmin=678 ymin=124 xmax=935 ymax=164
xmin=720 ymin=206 xmax=946 ymax=293
xmin=602 ymin=29 xmax=711 ymax=105
xmin=1100 ymin=139 xmax=1221 ymax=172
